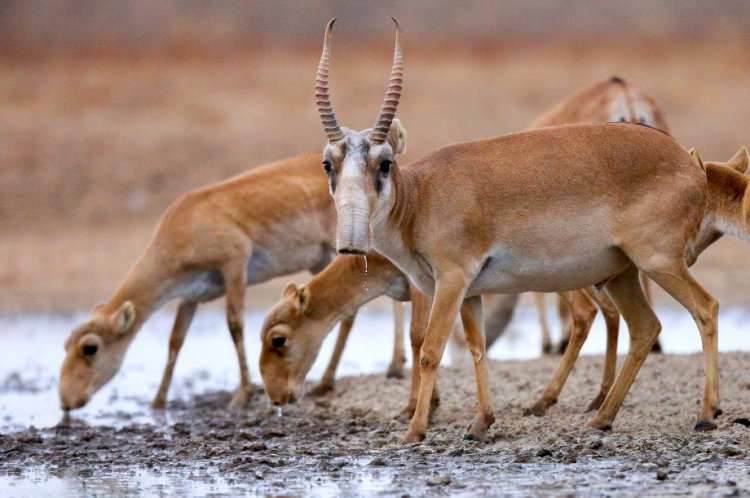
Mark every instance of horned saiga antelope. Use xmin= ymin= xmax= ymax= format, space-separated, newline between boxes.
xmin=314 ymin=18 xmax=719 ymax=443
xmin=58 ymin=152 xmax=408 ymax=411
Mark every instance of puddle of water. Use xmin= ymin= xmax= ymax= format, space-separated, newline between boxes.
xmin=1 ymin=458 xmax=747 ymax=497
xmin=2 ymin=306 xmax=750 ymax=432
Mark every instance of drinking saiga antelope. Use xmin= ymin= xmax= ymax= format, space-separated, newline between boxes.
xmin=57 ymin=151 xmax=409 ymax=411
xmin=259 ymin=76 xmax=668 ymax=416
xmin=313 ymin=18 xmax=719 ymax=443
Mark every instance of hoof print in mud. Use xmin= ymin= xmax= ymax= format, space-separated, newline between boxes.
xmin=694 ymin=421 xmax=718 ymax=432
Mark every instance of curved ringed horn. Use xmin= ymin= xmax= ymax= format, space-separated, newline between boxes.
xmin=316 ymin=18 xmax=344 ymax=143
xmin=370 ymin=17 xmax=403 ymax=143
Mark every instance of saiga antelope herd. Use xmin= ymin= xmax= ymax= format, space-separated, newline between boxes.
xmin=61 ymin=17 xmax=749 ymax=446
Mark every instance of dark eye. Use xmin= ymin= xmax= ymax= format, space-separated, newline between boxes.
xmin=323 ymin=161 xmax=332 ymax=173
xmin=380 ymin=160 xmax=391 ymax=173
xmin=82 ymin=344 xmax=98 ymax=356
xmin=271 ymin=337 xmax=287 ymax=349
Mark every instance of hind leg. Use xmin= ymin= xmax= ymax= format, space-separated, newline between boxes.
xmin=310 ymin=312 xmax=357 ymax=396
xmin=223 ymin=258 xmax=253 ymax=410
xmin=386 ymin=300 xmax=407 ymax=379
xmin=640 ymin=273 xmax=662 ymax=353
xmin=151 ymin=301 xmax=198 ymax=409
xmin=585 ymin=288 xmax=620 ymax=411
xmin=460 ymin=295 xmax=496 ymax=441
xmin=587 ymin=265 xmax=661 ymax=430
xmin=642 ymin=264 xmax=720 ymax=429
xmin=528 ymin=290 xmax=597 ymax=416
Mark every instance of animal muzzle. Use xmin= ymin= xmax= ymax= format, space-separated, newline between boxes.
xmin=336 ymin=203 xmax=371 ymax=255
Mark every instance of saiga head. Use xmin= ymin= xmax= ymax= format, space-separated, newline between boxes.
xmin=687 ymin=146 xmax=750 ymax=263
xmin=58 ymin=301 xmax=137 ymax=410
xmin=316 ymin=18 xmax=407 ymax=255
xmin=258 ymin=283 xmax=324 ymax=405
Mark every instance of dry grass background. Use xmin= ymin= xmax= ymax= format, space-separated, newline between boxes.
xmin=1 ymin=31 xmax=749 ymax=312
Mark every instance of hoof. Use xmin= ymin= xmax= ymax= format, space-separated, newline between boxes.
xmin=398 ymin=431 xmax=425 ymax=445
xmin=555 ymin=338 xmax=570 ymax=355
xmin=463 ymin=433 xmax=481 ymax=442
xmin=308 ymin=382 xmax=334 ymax=397
xmin=150 ymin=398 xmax=166 ymax=410
xmin=586 ymin=393 xmax=606 ymax=412
xmin=525 ymin=400 xmax=553 ymax=417
xmin=651 ymin=340 xmax=663 ymax=353
xmin=586 ymin=419 xmax=613 ymax=432
xmin=714 ymin=407 xmax=724 ymax=418
xmin=542 ymin=343 xmax=553 ymax=355
xmin=694 ymin=420 xmax=717 ymax=432
xmin=229 ymin=386 xmax=254 ymax=410
xmin=385 ymin=364 xmax=405 ymax=379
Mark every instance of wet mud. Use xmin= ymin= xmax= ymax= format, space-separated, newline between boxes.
xmin=2 ymin=353 xmax=749 ymax=496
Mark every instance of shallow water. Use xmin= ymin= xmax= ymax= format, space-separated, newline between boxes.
xmin=1 ymin=305 xmax=749 ymax=496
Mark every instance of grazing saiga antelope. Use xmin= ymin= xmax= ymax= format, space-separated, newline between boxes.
xmin=58 ymin=152 xmax=408 ymax=411
xmin=259 ymin=251 xmax=444 ymax=417
xmin=312 ymin=18 xmax=719 ymax=442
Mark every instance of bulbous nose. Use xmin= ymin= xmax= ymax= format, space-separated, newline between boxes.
xmin=60 ymin=393 xmax=88 ymax=411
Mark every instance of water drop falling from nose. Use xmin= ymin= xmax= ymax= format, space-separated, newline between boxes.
xmin=276 ymin=406 xmax=283 ymax=419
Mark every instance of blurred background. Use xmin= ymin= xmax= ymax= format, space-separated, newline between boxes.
xmin=1 ymin=0 xmax=749 ymax=313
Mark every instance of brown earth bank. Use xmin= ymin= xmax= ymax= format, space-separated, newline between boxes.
xmin=2 ymin=353 xmax=749 ymax=495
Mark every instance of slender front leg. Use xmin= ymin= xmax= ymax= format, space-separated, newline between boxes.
xmin=585 ymin=287 xmax=619 ymax=411
xmin=386 ymin=300 xmax=407 ymax=379
xmin=399 ymin=288 xmax=439 ymax=419
xmin=528 ymin=290 xmax=597 ymax=416
xmin=641 ymin=264 xmax=720 ymax=429
xmin=151 ymin=301 xmax=198 ymax=409
xmin=310 ymin=312 xmax=357 ymax=396
xmin=400 ymin=270 xmax=468 ymax=444
xmin=223 ymin=259 xmax=253 ymax=410
xmin=460 ymin=295 xmax=495 ymax=441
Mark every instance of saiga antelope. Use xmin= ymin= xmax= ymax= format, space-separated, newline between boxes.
xmin=58 ymin=153 xmax=407 ymax=411
xmin=259 ymin=77 xmax=666 ymax=415
xmin=312 ymin=18 xmax=719 ymax=443
xmin=259 ymin=147 xmax=748 ymax=425
xmin=523 ymin=76 xmax=669 ymax=356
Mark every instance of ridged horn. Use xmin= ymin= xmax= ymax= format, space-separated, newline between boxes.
xmin=316 ymin=18 xmax=344 ymax=143
xmin=370 ymin=17 xmax=403 ymax=143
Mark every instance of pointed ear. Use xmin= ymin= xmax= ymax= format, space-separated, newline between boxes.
xmin=294 ymin=285 xmax=312 ymax=315
xmin=727 ymin=146 xmax=750 ymax=174
xmin=113 ymin=301 xmax=136 ymax=335
xmin=282 ymin=282 xmax=298 ymax=299
xmin=689 ymin=148 xmax=704 ymax=172
xmin=387 ymin=118 xmax=407 ymax=155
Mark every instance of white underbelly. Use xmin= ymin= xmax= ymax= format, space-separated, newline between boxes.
xmin=468 ymin=245 xmax=629 ymax=295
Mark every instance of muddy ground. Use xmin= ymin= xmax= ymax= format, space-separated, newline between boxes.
xmin=2 ymin=353 xmax=749 ymax=496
